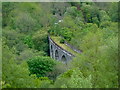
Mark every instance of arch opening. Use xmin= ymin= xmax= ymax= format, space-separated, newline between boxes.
xmin=55 ymin=50 xmax=59 ymax=60
xmin=61 ymin=55 xmax=67 ymax=62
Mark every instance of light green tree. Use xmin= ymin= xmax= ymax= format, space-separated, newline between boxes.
xmin=53 ymin=68 xmax=92 ymax=88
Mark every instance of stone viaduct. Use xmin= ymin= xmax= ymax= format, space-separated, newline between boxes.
xmin=48 ymin=36 xmax=75 ymax=64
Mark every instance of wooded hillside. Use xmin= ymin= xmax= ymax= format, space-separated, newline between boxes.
xmin=2 ymin=2 xmax=118 ymax=88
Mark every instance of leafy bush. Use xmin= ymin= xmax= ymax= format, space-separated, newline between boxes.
xmin=46 ymin=61 xmax=68 ymax=81
xmin=16 ymin=49 xmax=46 ymax=62
xmin=27 ymin=56 xmax=56 ymax=77
xmin=23 ymin=35 xmax=34 ymax=48
xmin=32 ymin=29 xmax=49 ymax=55
xmin=99 ymin=10 xmax=111 ymax=22
xmin=108 ymin=2 xmax=118 ymax=22
xmin=15 ymin=41 xmax=28 ymax=55
xmin=60 ymin=38 xmax=65 ymax=44
xmin=65 ymin=6 xmax=78 ymax=17
xmin=48 ymin=24 xmax=61 ymax=36
xmin=2 ymin=29 xmax=21 ymax=48
xmin=2 ymin=2 xmax=16 ymax=27
xmin=60 ymin=27 xmax=73 ymax=41
xmin=2 ymin=45 xmax=42 ymax=88
xmin=53 ymin=68 xmax=92 ymax=88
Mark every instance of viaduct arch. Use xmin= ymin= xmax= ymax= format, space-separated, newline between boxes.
xmin=48 ymin=36 xmax=75 ymax=63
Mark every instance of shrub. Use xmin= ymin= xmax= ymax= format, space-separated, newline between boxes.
xmin=60 ymin=38 xmax=65 ymax=44
xmin=53 ymin=68 xmax=92 ymax=88
xmin=32 ymin=30 xmax=49 ymax=55
xmin=27 ymin=56 xmax=56 ymax=77
xmin=16 ymin=49 xmax=46 ymax=62
xmin=2 ymin=45 xmax=42 ymax=88
xmin=46 ymin=61 xmax=68 ymax=81
xmin=23 ymin=35 xmax=34 ymax=48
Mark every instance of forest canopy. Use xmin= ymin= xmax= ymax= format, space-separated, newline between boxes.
xmin=1 ymin=2 xmax=118 ymax=88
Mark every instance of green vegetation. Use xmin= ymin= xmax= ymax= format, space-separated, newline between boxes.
xmin=2 ymin=45 xmax=52 ymax=88
xmin=51 ymin=36 xmax=79 ymax=56
xmin=27 ymin=56 xmax=56 ymax=77
xmin=2 ymin=2 xmax=118 ymax=88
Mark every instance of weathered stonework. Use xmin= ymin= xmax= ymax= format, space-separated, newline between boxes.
xmin=48 ymin=36 xmax=75 ymax=63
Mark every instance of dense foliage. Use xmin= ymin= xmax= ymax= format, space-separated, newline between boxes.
xmin=2 ymin=2 xmax=118 ymax=88
xmin=2 ymin=45 xmax=52 ymax=88
xmin=52 ymin=68 xmax=92 ymax=88
xmin=27 ymin=56 xmax=56 ymax=77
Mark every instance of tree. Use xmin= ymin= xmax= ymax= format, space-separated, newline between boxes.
xmin=92 ymin=17 xmax=99 ymax=26
xmin=46 ymin=61 xmax=68 ymax=81
xmin=81 ymin=3 xmax=100 ymax=24
xmin=2 ymin=45 xmax=42 ymax=88
xmin=32 ymin=29 xmax=49 ymax=54
xmin=2 ymin=2 xmax=16 ymax=27
xmin=99 ymin=10 xmax=111 ymax=22
xmin=60 ymin=27 xmax=73 ymax=41
xmin=23 ymin=35 xmax=34 ymax=48
xmin=16 ymin=49 xmax=46 ymax=63
xmin=15 ymin=12 xmax=36 ymax=34
xmin=27 ymin=56 xmax=56 ymax=77
xmin=108 ymin=2 xmax=118 ymax=22
xmin=53 ymin=68 xmax=92 ymax=88
xmin=70 ymin=32 xmax=118 ymax=88
xmin=65 ymin=6 xmax=78 ymax=17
